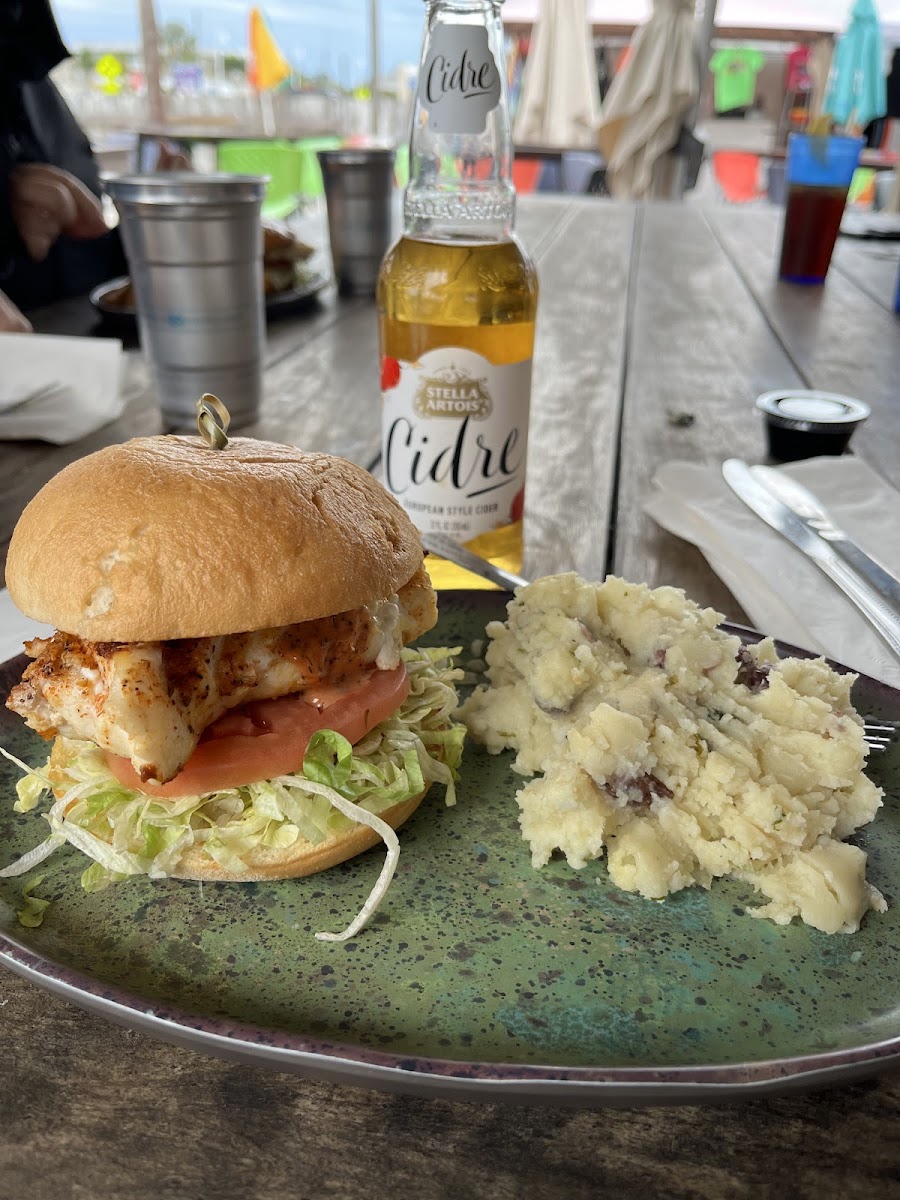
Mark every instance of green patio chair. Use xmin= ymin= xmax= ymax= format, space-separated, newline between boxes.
xmin=394 ymin=144 xmax=409 ymax=187
xmin=292 ymin=136 xmax=342 ymax=202
xmin=848 ymin=167 xmax=876 ymax=207
xmin=217 ymin=140 xmax=300 ymax=220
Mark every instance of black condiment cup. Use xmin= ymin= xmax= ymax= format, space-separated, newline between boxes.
xmin=755 ymin=390 xmax=870 ymax=462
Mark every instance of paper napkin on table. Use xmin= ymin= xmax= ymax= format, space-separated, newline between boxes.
xmin=0 ymin=333 xmax=125 ymax=444
xmin=644 ymin=456 xmax=900 ymax=689
xmin=0 ymin=589 xmax=52 ymax=664
xmin=840 ymin=211 xmax=900 ymax=239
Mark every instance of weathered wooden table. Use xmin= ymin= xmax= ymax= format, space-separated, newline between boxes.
xmin=1 ymin=198 xmax=899 ymax=1199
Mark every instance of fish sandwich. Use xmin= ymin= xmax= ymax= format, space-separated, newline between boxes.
xmin=3 ymin=436 xmax=463 ymax=936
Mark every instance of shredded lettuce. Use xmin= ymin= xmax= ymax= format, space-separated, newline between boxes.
xmin=15 ymin=770 xmax=50 ymax=813
xmin=16 ymin=875 xmax=50 ymax=928
xmin=1 ymin=647 xmax=465 ymax=939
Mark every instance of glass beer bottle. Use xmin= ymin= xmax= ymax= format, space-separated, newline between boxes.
xmin=377 ymin=0 xmax=538 ymax=545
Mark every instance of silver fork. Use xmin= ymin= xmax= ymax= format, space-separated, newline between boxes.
xmin=863 ymin=720 xmax=898 ymax=753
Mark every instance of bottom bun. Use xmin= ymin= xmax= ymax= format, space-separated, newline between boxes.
xmin=47 ymin=740 xmax=429 ymax=884
xmin=171 ymin=788 xmax=429 ymax=882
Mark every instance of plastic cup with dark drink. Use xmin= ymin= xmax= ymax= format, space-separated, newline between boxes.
xmin=778 ymin=134 xmax=863 ymax=285
xmin=105 ymin=173 xmax=267 ymax=428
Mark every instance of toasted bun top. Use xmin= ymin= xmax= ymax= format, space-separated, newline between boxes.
xmin=7 ymin=436 xmax=425 ymax=641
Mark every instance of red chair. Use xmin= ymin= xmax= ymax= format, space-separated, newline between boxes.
xmin=452 ymin=156 xmax=542 ymax=193
xmin=465 ymin=157 xmax=541 ymax=193
xmin=711 ymin=151 xmax=763 ymax=203
xmin=512 ymin=159 xmax=542 ymax=193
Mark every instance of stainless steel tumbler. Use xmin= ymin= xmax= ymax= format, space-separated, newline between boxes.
xmin=317 ymin=149 xmax=395 ymax=296
xmin=105 ymin=173 xmax=267 ymax=428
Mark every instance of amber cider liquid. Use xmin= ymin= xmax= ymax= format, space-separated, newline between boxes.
xmin=377 ymin=235 xmax=538 ymax=366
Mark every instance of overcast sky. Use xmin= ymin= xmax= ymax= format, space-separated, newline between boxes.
xmin=53 ymin=0 xmax=428 ymax=83
xmin=52 ymin=0 xmax=900 ymax=83
xmin=502 ymin=0 xmax=900 ymax=25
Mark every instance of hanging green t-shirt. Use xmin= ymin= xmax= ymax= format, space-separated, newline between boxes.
xmin=709 ymin=48 xmax=765 ymax=113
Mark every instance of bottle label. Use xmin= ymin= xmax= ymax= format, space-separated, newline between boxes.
xmin=420 ymin=24 xmax=501 ymax=135
xmin=381 ymin=346 xmax=531 ymax=540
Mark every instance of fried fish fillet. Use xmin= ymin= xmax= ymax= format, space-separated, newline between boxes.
xmin=7 ymin=566 xmax=436 ymax=784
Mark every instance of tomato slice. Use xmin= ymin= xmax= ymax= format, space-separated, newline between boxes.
xmin=105 ymin=665 xmax=410 ymax=799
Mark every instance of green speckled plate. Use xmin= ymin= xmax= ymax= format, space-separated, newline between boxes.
xmin=1 ymin=592 xmax=899 ymax=1105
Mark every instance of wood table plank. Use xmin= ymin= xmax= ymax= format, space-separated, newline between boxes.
xmin=703 ymin=207 xmax=900 ymax=484
xmin=522 ymin=199 xmax=635 ymax=582
xmin=249 ymin=299 xmax=382 ymax=468
xmin=23 ymin=260 xmax=348 ymax=368
xmin=0 ymin=971 xmax=898 ymax=1200
xmin=366 ymin=196 xmax=628 ymax=584
xmin=0 ymin=303 xmax=378 ymax=576
xmin=612 ymin=205 xmax=808 ymax=619
xmin=3 ymin=198 xmax=900 ymax=1200
xmin=515 ymin=192 xmax=579 ymax=261
xmin=254 ymin=197 xmax=587 ymax=474
xmin=831 ymin=236 xmax=900 ymax=315
xmin=2 ymin=198 xmax=580 ymax=575
xmin=0 ymin=356 xmax=162 ymax=575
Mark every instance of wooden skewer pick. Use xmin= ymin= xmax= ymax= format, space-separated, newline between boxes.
xmin=196 ymin=393 xmax=231 ymax=450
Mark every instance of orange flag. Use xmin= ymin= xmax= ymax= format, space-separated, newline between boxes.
xmin=247 ymin=7 xmax=291 ymax=91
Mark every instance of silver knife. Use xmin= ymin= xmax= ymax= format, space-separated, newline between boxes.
xmin=420 ymin=531 xmax=529 ymax=591
xmin=749 ymin=464 xmax=900 ymax=613
xmin=722 ymin=459 xmax=900 ymax=661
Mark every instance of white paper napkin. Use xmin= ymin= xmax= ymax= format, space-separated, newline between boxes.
xmin=644 ymin=457 xmax=900 ymax=689
xmin=0 ymin=589 xmax=52 ymax=664
xmin=0 ymin=333 xmax=125 ymax=443
xmin=840 ymin=211 xmax=900 ymax=239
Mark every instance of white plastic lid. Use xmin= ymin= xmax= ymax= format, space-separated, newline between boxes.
xmin=755 ymin=390 xmax=870 ymax=430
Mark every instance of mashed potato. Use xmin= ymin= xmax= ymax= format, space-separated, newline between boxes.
xmin=460 ymin=573 xmax=886 ymax=934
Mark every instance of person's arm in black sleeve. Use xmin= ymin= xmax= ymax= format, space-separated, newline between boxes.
xmin=0 ymin=124 xmax=36 ymax=328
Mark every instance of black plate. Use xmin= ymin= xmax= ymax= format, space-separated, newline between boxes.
xmin=89 ymin=270 xmax=332 ymax=333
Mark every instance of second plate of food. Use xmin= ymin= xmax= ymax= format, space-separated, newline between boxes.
xmin=90 ymin=269 xmax=332 ymax=333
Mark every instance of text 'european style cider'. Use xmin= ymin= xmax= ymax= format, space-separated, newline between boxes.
xmin=377 ymin=0 xmax=538 ymax=542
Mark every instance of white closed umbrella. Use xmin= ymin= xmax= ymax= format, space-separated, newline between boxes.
xmin=512 ymin=0 xmax=602 ymax=149
xmin=597 ymin=0 xmax=698 ymax=200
